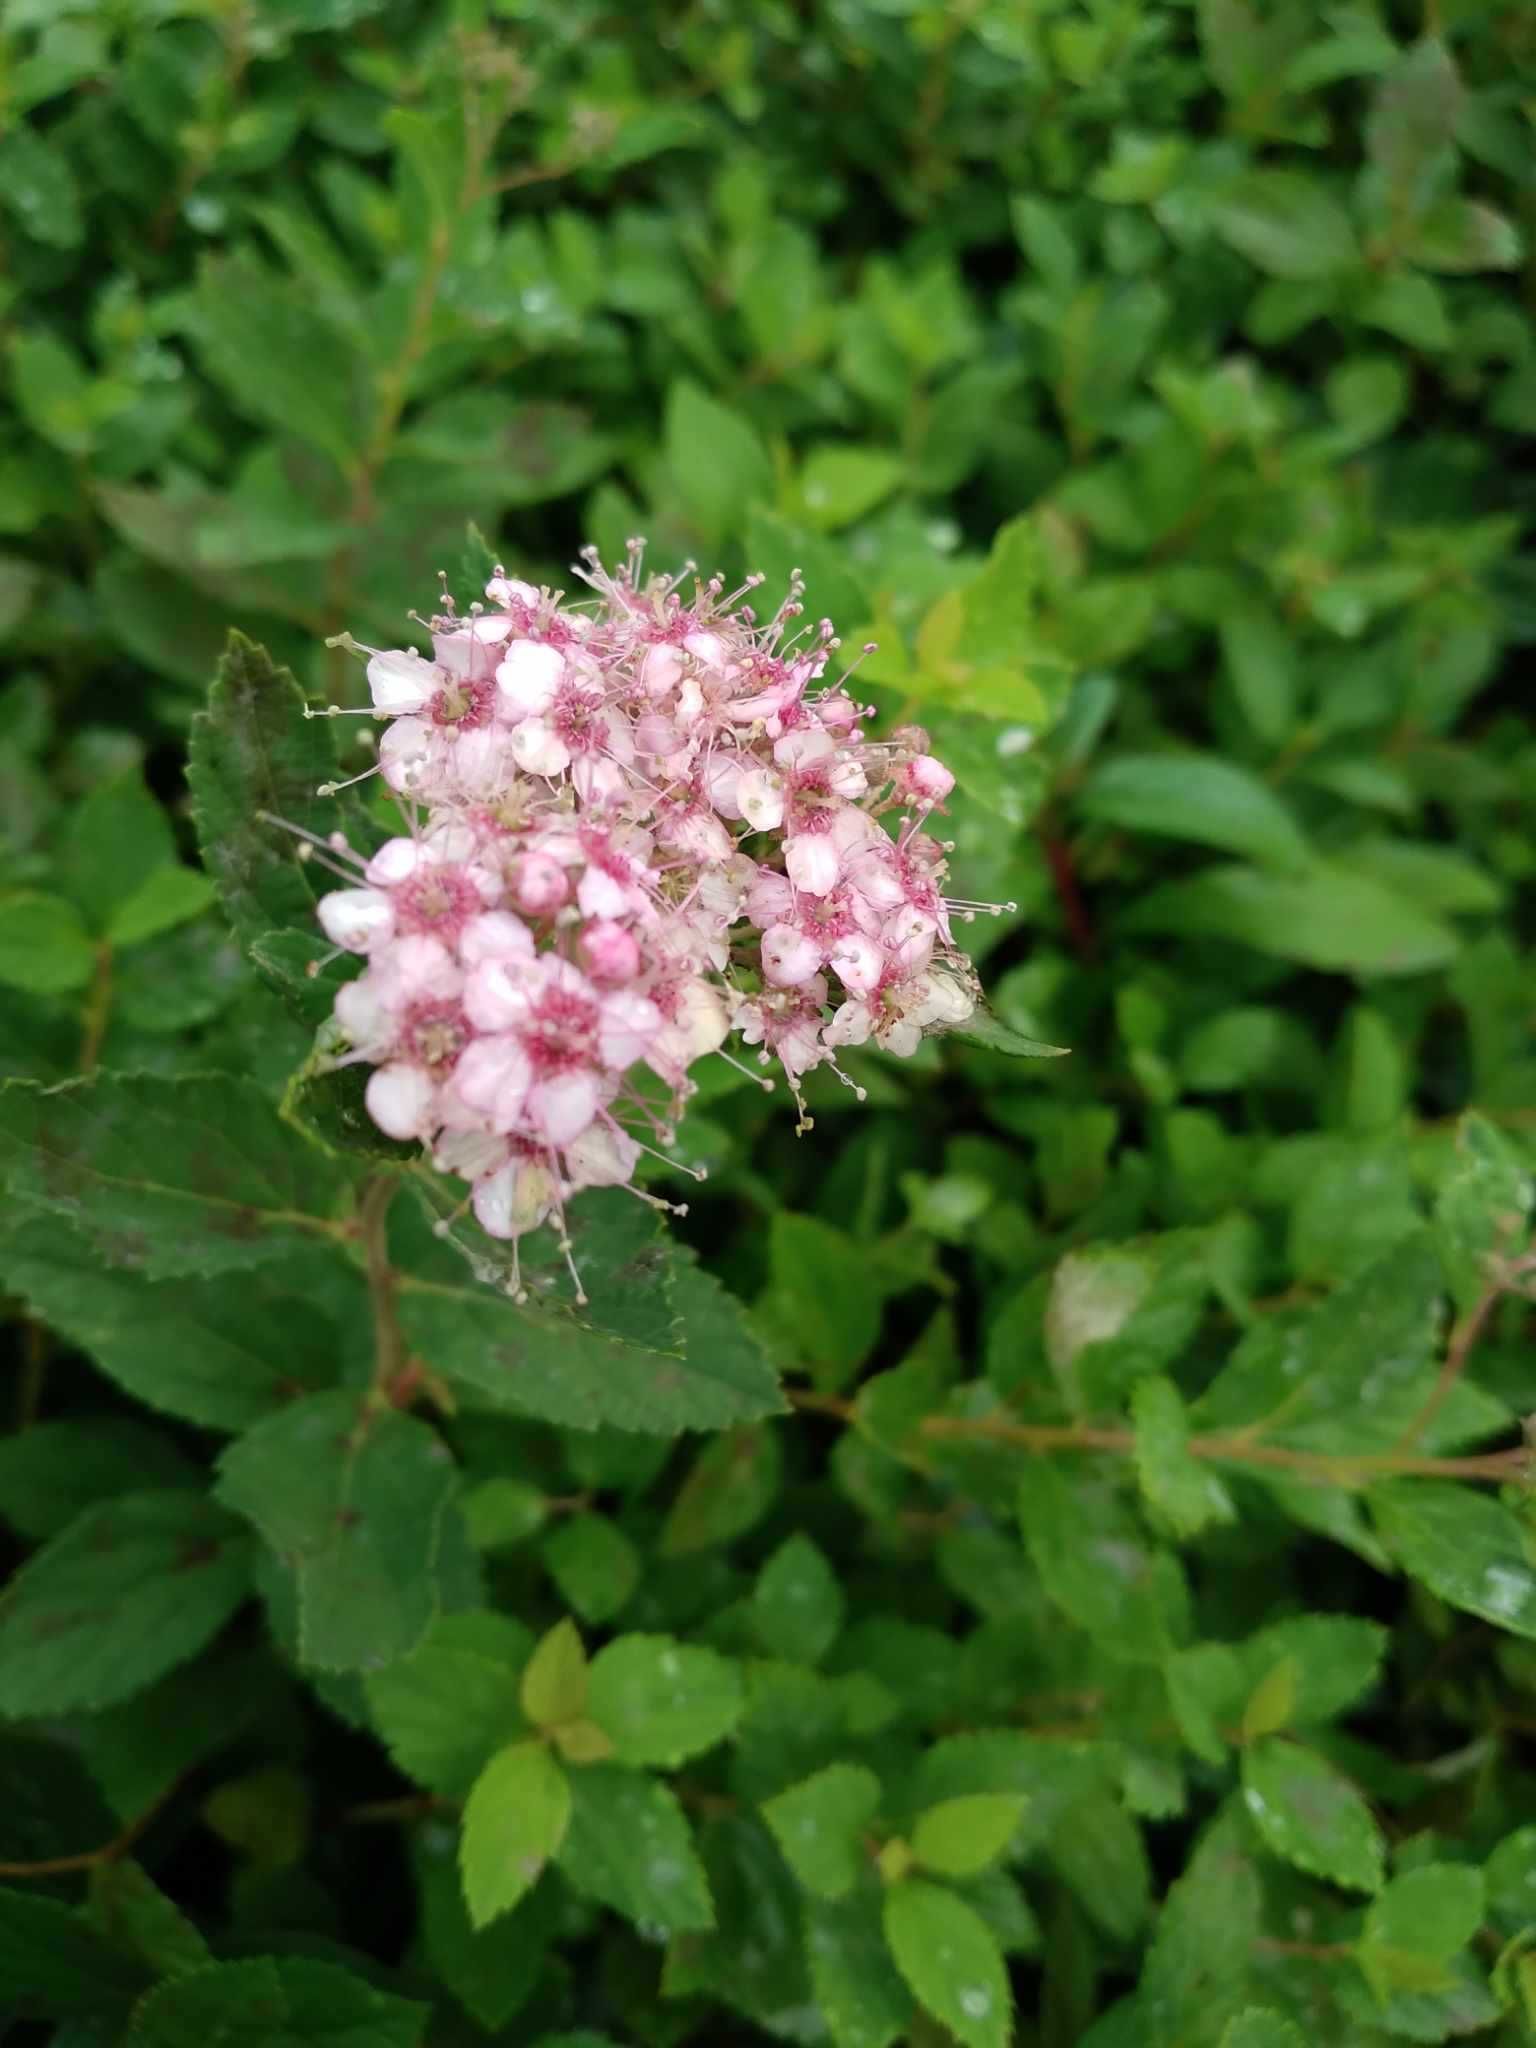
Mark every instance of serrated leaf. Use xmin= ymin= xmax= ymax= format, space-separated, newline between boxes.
xmin=1019 ymin=1462 xmax=1188 ymax=1662
xmin=1220 ymin=2015 xmax=1307 ymax=2048
xmin=60 ymin=772 xmax=177 ymax=933
xmin=587 ymin=1633 xmax=743 ymax=1766
xmin=883 ymin=1878 xmax=1011 ymax=2048
xmin=912 ymin=1795 xmax=1027 ymax=1879
xmin=188 ymin=632 xmax=374 ymax=1023
xmin=0 ymin=1414 xmax=195 ymax=1541
xmin=1434 ymin=1111 xmax=1533 ymax=1312
xmin=660 ymin=1425 xmax=783 ymax=1554
xmin=460 ymin=1739 xmax=571 ymax=1930
xmin=805 ymin=1889 xmax=913 ymax=2048
xmin=0 ymin=1073 xmax=349 ymax=1281
xmin=1362 ymin=1862 xmax=1484 ymax=1983
xmin=415 ymin=1825 xmax=555 ymax=2030
xmin=0 ymin=1219 xmax=357 ymax=1430
xmin=87 ymin=1859 xmax=210 ymax=1980
xmin=396 ymin=1245 xmax=782 ymax=1436
xmin=521 ymin=1618 xmax=589 ymax=1728
xmin=0 ymin=1885 xmax=152 ymax=2018
xmin=365 ymin=1612 xmax=532 ymax=1797
xmin=217 ymin=1391 xmax=458 ymax=1673
xmin=752 ymin=1533 xmax=844 ymax=1665
xmin=1132 ymin=1375 xmax=1236 ymax=1538
xmin=1210 ymin=171 xmax=1360 ymax=279
xmin=127 ymin=1955 xmax=426 ymax=2044
xmin=663 ymin=1811 xmax=815 ymax=2031
xmin=1241 ymin=1739 xmax=1384 ymax=1893
xmin=761 ymin=1764 xmax=881 ymax=1899
xmin=1141 ymin=1806 xmax=1262 ymax=2044
xmin=0 ymin=1491 xmax=251 ymax=1718
xmin=556 ymin=1764 xmax=713 ymax=1932
xmin=1370 ymin=1482 xmax=1536 ymax=1638
xmin=1126 ymin=863 xmax=1459 ymax=976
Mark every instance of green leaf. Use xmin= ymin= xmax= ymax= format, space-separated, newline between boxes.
xmin=768 ymin=1213 xmax=882 ymax=1384
xmin=805 ymin=1889 xmax=914 ymax=2048
xmin=799 ymin=443 xmax=905 ymax=530
xmin=660 ymin=1425 xmax=782 ymax=1554
xmin=0 ymin=128 xmax=84 ymax=248
xmin=587 ymin=1633 xmax=743 ymax=1766
xmin=1132 ymin=1375 xmax=1236 ymax=1538
xmin=1210 ymin=171 xmax=1361 ymax=279
xmin=0 ymin=891 xmax=97 ymax=994
xmin=666 ymin=380 xmax=772 ymax=540
xmin=415 ymin=1825 xmax=554 ymax=2030
xmin=87 ymin=1858 xmax=210 ymax=1980
xmin=520 ymin=1618 xmax=589 ymax=1728
xmin=1403 ymin=197 xmax=1522 ymax=273
xmin=1125 ymin=862 xmax=1459 ymax=975
xmin=1220 ymin=2015 xmax=1308 ymax=2048
xmin=542 ymin=1512 xmax=640 ymax=1625
xmin=1360 ymin=1862 xmax=1484 ymax=1999
xmin=1434 ymin=1111 xmax=1533 ymax=1311
xmin=127 ymin=1956 xmax=426 ymax=2045
xmin=557 ymin=1764 xmax=714 ymax=1932
xmin=188 ymin=632 xmax=373 ymax=1021
xmin=1140 ymin=1807 xmax=1262 ymax=2044
xmin=0 ymin=1415 xmax=194 ymax=1541
xmin=761 ymin=1764 xmax=881 ymax=1899
xmin=912 ymin=1795 xmax=1027 ymax=1879
xmin=0 ymin=1885 xmax=151 ymax=2018
xmin=60 ymin=772 xmax=176 ymax=931
xmin=1219 ymin=605 xmax=1298 ymax=746
xmin=1018 ymin=1462 xmax=1189 ymax=1662
xmin=1079 ymin=754 xmax=1311 ymax=872
xmin=365 ymin=1612 xmax=532 ymax=1798
xmin=460 ymin=1739 xmax=571 ymax=1930
xmin=883 ymin=1878 xmax=1012 ymax=2048
xmin=107 ymin=866 xmax=217 ymax=950
xmin=1048 ymin=1788 xmax=1152 ymax=1940
xmin=1370 ymin=1482 xmax=1536 ymax=1638
xmin=396 ymin=1249 xmax=783 ymax=1436
xmin=216 ymin=1391 xmax=458 ymax=1673
xmin=0 ymin=1490 xmax=251 ymax=1718
xmin=1486 ymin=1827 xmax=1536 ymax=1934
xmin=752 ymin=1533 xmax=845 ymax=1665
xmin=1240 ymin=1739 xmax=1385 ymax=1892
xmin=950 ymin=1012 xmax=1070 ymax=1059
xmin=0 ymin=1220 xmax=356 ymax=1430
xmin=183 ymin=253 xmax=364 ymax=470
xmin=0 ymin=1072 xmax=348 ymax=1281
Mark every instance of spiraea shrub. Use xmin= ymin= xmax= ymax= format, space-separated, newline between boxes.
xmin=2 ymin=3 xmax=1536 ymax=2044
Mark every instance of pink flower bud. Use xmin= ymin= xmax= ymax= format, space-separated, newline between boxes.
xmin=508 ymin=852 xmax=569 ymax=915
xmin=579 ymin=920 xmax=641 ymax=984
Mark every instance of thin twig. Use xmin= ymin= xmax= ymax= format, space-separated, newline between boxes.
xmin=0 ymin=1778 xmax=180 ymax=1881
xmin=1394 ymin=1249 xmax=1536 ymax=1456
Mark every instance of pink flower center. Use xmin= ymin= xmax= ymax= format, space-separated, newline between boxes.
xmin=394 ymin=865 xmax=482 ymax=937
xmin=401 ymin=999 xmax=469 ymax=1073
xmin=520 ymin=986 xmax=599 ymax=1074
xmin=432 ymin=675 xmax=495 ymax=729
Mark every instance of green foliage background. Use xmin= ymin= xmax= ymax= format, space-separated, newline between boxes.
xmin=2 ymin=2 xmax=1536 ymax=2043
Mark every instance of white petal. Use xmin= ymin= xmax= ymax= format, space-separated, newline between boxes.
xmin=367 ymin=649 xmax=436 ymax=715
xmin=737 ymin=769 xmax=785 ymax=833
xmin=365 ymin=1063 xmax=436 ymax=1139
xmin=452 ymin=1035 xmax=532 ymax=1125
xmin=464 ymin=957 xmax=533 ymax=1032
xmin=460 ymin=911 xmax=534 ymax=967
xmin=363 ymin=838 xmax=421 ymax=888
xmin=825 ymin=1000 xmax=873 ymax=1047
xmin=317 ymin=888 xmax=393 ymax=953
xmin=495 ymin=639 xmax=565 ymax=718
xmin=760 ymin=923 xmax=823 ymax=988
xmin=828 ymin=932 xmax=883 ymax=994
xmin=565 ymin=1123 xmax=641 ymax=1188
xmin=785 ymin=833 xmax=840 ymax=896
xmin=473 ymin=1159 xmax=554 ymax=1238
xmin=598 ymin=991 xmax=662 ymax=1069
xmin=510 ymin=718 xmax=571 ymax=777
xmin=526 ymin=1070 xmax=600 ymax=1146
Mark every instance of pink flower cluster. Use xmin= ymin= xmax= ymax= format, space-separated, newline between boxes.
xmin=305 ymin=546 xmax=995 ymax=1296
